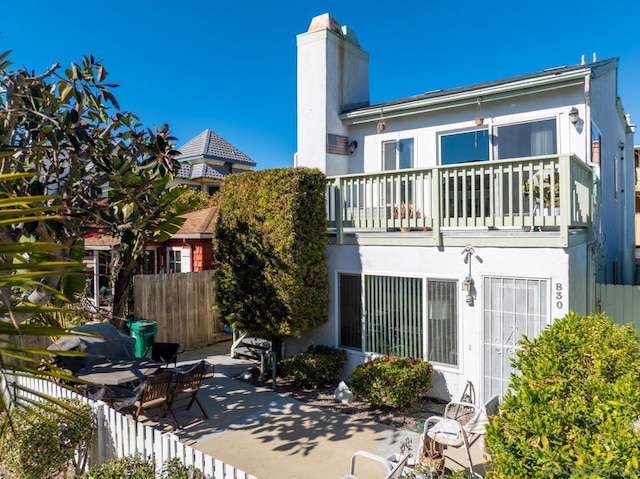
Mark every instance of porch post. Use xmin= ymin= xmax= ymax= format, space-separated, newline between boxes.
xmin=559 ymin=155 xmax=571 ymax=247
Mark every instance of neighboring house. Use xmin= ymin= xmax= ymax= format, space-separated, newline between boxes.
xmin=171 ymin=128 xmax=256 ymax=195
xmin=292 ymin=13 xmax=635 ymax=401
xmin=83 ymin=206 xmax=217 ymax=308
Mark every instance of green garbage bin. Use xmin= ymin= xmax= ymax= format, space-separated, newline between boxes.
xmin=129 ymin=319 xmax=157 ymax=358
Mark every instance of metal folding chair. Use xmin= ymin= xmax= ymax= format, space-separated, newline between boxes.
xmin=420 ymin=395 xmax=499 ymax=479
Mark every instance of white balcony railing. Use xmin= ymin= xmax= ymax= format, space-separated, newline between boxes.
xmin=327 ymin=154 xmax=593 ymax=244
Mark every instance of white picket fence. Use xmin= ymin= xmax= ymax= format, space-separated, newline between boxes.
xmin=2 ymin=374 xmax=257 ymax=479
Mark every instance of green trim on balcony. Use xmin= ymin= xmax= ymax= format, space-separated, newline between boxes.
xmin=327 ymin=154 xmax=594 ymax=248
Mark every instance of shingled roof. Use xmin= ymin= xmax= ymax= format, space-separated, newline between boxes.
xmin=172 ymin=206 xmax=218 ymax=237
xmin=176 ymin=163 xmax=228 ymax=181
xmin=343 ymin=58 xmax=618 ymax=115
xmin=175 ymin=129 xmax=256 ymax=166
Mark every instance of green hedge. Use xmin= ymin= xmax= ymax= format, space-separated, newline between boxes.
xmin=350 ymin=356 xmax=433 ymax=408
xmin=214 ymin=168 xmax=328 ymax=341
xmin=485 ymin=312 xmax=640 ymax=478
xmin=281 ymin=345 xmax=347 ymax=389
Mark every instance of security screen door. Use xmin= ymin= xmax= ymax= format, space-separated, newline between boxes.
xmin=483 ymin=277 xmax=548 ymax=399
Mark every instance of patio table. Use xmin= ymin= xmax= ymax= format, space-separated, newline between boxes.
xmin=75 ymin=358 xmax=163 ymax=386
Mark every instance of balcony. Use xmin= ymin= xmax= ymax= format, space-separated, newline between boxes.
xmin=327 ymin=155 xmax=594 ymax=248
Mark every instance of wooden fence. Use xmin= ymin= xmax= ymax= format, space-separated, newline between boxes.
xmin=595 ymin=283 xmax=640 ymax=333
xmin=133 ymin=271 xmax=228 ymax=350
xmin=2 ymin=374 xmax=257 ymax=478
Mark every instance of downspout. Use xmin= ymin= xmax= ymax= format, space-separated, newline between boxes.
xmin=584 ymin=73 xmax=600 ymax=312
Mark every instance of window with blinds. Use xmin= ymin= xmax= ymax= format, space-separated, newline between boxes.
xmin=339 ymin=274 xmax=459 ymax=366
xmin=427 ymin=280 xmax=458 ymax=366
xmin=364 ymin=275 xmax=423 ymax=358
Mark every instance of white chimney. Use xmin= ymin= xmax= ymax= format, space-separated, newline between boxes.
xmin=296 ymin=13 xmax=369 ymax=175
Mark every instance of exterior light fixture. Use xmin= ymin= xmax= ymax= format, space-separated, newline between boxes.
xmin=569 ymin=107 xmax=579 ymax=125
xmin=461 ymin=245 xmax=481 ymax=306
xmin=348 ymin=140 xmax=358 ymax=155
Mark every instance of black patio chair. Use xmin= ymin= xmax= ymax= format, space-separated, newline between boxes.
xmin=150 ymin=342 xmax=180 ymax=367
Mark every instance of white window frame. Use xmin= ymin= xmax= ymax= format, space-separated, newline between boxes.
xmin=337 ymin=272 xmax=460 ymax=369
xmin=382 ymin=137 xmax=415 ymax=171
xmin=167 ymin=249 xmax=181 ymax=273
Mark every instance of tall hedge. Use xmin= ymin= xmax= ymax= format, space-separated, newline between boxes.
xmin=213 ymin=167 xmax=328 ymax=344
xmin=485 ymin=312 xmax=640 ymax=478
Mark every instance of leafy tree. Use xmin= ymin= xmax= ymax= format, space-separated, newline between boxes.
xmin=0 ymin=50 xmax=186 ymax=320
xmin=0 ymin=172 xmax=89 ymax=439
xmin=485 ymin=312 xmax=640 ymax=478
xmin=214 ymin=168 xmax=328 ymax=387
xmin=169 ymin=186 xmax=219 ymax=215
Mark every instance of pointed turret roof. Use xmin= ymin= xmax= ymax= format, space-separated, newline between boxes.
xmin=175 ymin=129 xmax=256 ymax=167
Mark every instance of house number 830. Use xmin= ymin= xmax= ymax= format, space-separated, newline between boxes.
xmin=555 ymin=283 xmax=563 ymax=309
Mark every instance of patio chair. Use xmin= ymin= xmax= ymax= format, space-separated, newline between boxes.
xmin=168 ymin=360 xmax=209 ymax=428
xmin=342 ymin=451 xmax=410 ymax=479
xmin=420 ymin=395 xmax=499 ymax=479
xmin=132 ymin=371 xmax=177 ymax=426
xmin=150 ymin=342 xmax=180 ymax=367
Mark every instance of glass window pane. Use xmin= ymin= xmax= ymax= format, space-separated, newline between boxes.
xmin=365 ymin=275 xmax=423 ymax=358
xmin=383 ymin=141 xmax=396 ymax=171
xmin=339 ymin=274 xmax=362 ymax=349
xmin=441 ymin=130 xmax=490 ymax=165
xmin=496 ymin=119 xmax=557 ymax=159
xmin=427 ymin=280 xmax=458 ymax=366
xmin=399 ymin=139 xmax=414 ymax=169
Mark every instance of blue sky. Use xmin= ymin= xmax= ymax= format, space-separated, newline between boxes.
xmin=2 ymin=1 xmax=639 ymax=170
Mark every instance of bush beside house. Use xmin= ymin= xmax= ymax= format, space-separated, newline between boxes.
xmin=281 ymin=345 xmax=347 ymax=389
xmin=485 ymin=312 xmax=640 ymax=478
xmin=350 ymin=356 xmax=433 ymax=408
xmin=213 ymin=168 xmax=329 ymax=380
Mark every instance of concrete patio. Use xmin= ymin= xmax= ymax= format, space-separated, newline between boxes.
xmin=145 ymin=341 xmax=490 ymax=479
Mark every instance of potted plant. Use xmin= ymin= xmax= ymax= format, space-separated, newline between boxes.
xmin=394 ymin=201 xmax=421 ymax=231
xmin=523 ymin=171 xmax=560 ymax=211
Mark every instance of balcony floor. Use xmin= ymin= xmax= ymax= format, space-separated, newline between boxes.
xmin=328 ymin=226 xmax=588 ymax=248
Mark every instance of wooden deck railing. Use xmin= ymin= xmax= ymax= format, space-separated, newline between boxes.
xmin=327 ymin=154 xmax=593 ymax=245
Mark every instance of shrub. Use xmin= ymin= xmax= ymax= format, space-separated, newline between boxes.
xmin=350 ymin=356 xmax=432 ymax=408
xmin=485 ymin=312 xmax=640 ymax=478
xmin=81 ymin=455 xmax=156 ymax=479
xmin=0 ymin=399 xmax=93 ymax=479
xmin=81 ymin=455 xmax=207 ymax=479
xmin=281 ymin=345 xmax=347 ymax=389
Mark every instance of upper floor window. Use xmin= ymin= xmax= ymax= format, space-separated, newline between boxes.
xmin=383 ymin=138 xmax=414 ymax=170
xmin=495 ymin=119 xmax=557 ymax=160
xmin=441 ymin=129 xmax=490 ymax=165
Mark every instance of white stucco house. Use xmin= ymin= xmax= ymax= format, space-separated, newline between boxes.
xmin=292 ymin=13 xmax=636 ymax=401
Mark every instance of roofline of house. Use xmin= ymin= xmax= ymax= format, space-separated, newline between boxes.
xmin=170 ymin=234 xmax=213 ymax=240
xmin=178 ymin=154 xmax=256 ymax=167
xmin=341 ymin=68 xmax=592 ymax=125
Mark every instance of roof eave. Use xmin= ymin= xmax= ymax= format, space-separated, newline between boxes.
xmin=178 ymin=154 xmax=256 ymax=167
xmin=341 ymin=69 xmax=589 ymax=125
xmin=167 ymin=234 xmax=213 ymax=240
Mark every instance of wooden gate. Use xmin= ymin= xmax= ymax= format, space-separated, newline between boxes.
xmin=133 ymin=271 xmax=228 ymax=350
